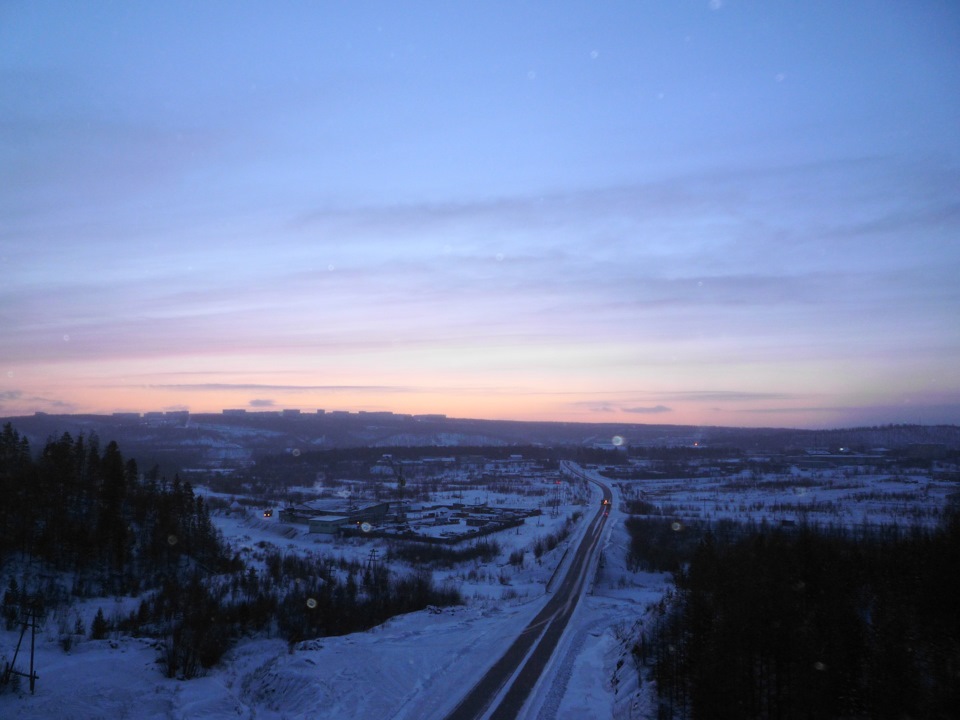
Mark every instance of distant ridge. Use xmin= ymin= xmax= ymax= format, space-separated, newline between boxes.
xmin=3 ymin=413 xmax=958 ymax=464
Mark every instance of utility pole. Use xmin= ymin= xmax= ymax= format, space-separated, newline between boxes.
xmin=2 ymin=598 xmax=42 ymax=693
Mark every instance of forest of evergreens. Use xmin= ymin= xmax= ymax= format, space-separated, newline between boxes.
xmin=0 ymin=423 xmax=234 ymax=594
xmin=628 ymin=515 xmax=960 ymax=719
xmin=0 ymin=424 xmax=461 ymax=679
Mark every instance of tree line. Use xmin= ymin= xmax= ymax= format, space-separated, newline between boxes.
xmin=627 ymin=514 xmax=960 ymax=718
xmin=0 ymin=423 xmax=234 ymax=595
xmin=0 ymin=424 xmax=462 ymax=680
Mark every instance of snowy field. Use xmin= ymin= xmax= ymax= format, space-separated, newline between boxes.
xmin=1 ymin=463 xmax=954 ymax=719
xmin=616 ymin=468 xmax=955 ymax=530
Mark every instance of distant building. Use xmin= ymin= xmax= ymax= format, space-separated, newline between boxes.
xmin=112 ymin=412 xmax=141 ymax=420
xmin=163 ymin=411 xmax=189 ymax=425
xmin=223 ymin=408 xmax=247 ymax=416
xmin=592 ymin=442 xmax=623 ymax=452
xmin=282 ymin=409 xmax=301 ymax=417
xmin=280 ymin=500 xmax=390 ymax=533
xmin=308 ymin=515 xmax=351 ymax=534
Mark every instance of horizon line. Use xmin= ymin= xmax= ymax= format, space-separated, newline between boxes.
xmin=2 ymin=409 xmax=956 ymax=435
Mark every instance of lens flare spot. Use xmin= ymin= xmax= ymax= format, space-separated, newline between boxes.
xmin=361 ymin=522 xmax=372 ymax=533
xmin=306 ymin=598 xmax=317 ymax=609
xmin=671 ymin=521 xmax=683 ymax=532
xmin=612 ymin=435 xmax=625 ymax=447
xmin=167 ymin=534 xmax=178 ymax=546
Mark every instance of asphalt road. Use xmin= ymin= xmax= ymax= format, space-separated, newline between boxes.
xmin=444 ymin=463 xmax=611 ymax=720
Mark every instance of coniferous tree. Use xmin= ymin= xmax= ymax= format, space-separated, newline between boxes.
xmin=633 ymin=518 xmax=960 ymax=719
xmin=90 ymin=607 xmax=110 ymax=640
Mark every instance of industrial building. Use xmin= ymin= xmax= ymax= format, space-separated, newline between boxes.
xmin=280 ymin=500 xmax=390 ymax=534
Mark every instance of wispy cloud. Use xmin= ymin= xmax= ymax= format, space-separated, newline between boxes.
xmin=0 ymin=390 xmax=76 ymax=414
xmin=6 ymin=155 xmax=958 ymax=373
xmin=141 ymin=383 xmax=525 ymax=396
xmin=3 ymin=0 xmax=958 ymax=428
xmin=578 ymin=402 xmax=616 ymax=413
xmin=248 ymin=398 xmax=275 ymax=407
xmin=573 ymin=391 xmax=801 ymax=406
xmin=149 ymin=383 xmax=420 ymax=393
xmin=654 ymin=391 xmax=798 ymax=403
xmin=623 ymin=405 xmax=672 ymax=414
xmin=572 ymin=401 xmax=672 ymax=415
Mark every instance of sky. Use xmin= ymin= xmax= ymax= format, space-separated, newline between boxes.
xmin=2 ymin=1 xmax=959 ymax=429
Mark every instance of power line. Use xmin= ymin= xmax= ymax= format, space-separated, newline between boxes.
xmin=2 ymin=598 xmax=43 ymax=694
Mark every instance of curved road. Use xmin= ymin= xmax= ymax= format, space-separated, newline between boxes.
xmin=444 ymin=463 xmax=611 ymax=720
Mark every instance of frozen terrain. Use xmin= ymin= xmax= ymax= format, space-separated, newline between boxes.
xmin=1 ymin=459 xmax=955 ymax=719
